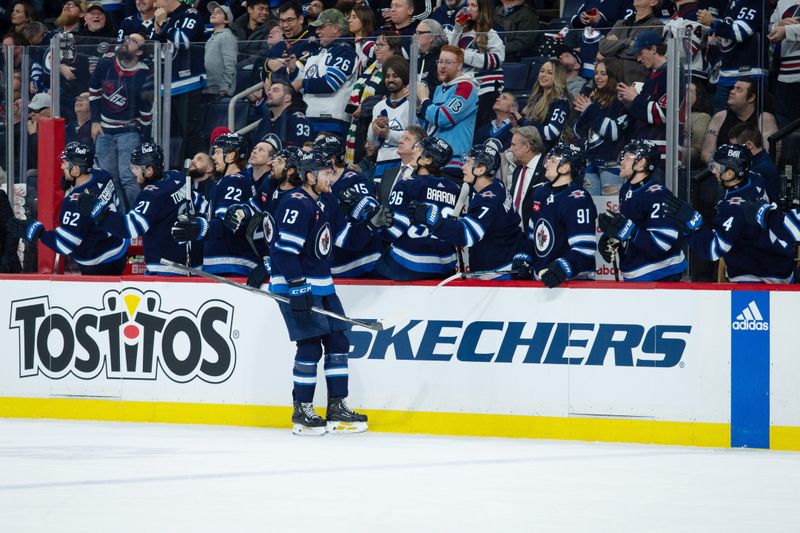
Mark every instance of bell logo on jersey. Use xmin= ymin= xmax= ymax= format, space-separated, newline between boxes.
xmin=732 ymin=300 xmax=769 ymax=331
xmin=533 ymin=219 xmax=554 ymax=257
xmin=9 ymin=289 xmax=237 ymax=383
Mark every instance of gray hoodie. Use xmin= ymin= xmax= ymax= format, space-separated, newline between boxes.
xmin=204 ymin=27 xmax=238 ymax=95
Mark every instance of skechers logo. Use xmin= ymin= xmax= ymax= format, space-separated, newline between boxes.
xmin=732 ymin=300 xmax=769 ymax=331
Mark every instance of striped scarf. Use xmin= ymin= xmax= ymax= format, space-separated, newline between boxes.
xmin=345 ymin=62 xmax=384 ymax=165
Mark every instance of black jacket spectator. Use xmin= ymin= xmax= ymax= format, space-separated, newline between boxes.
xmin=0 ymin=188 xmax=22 ymax=273
xmin=494 ymin=0 xmax=540 ymax=62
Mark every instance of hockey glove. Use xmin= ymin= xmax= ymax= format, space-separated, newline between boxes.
xmin=539 ymin=258 xmax=571 ymax=288
xmin=348 ymin=195 xmax=380 ymax=224
xmin=598 ymin=211 xmax=637 ymax=241
xmin=223 ymin=203 xmax=252 ymax=233
xmin=77 ymin=192 xmax=109 ymax=222
xmin=171 ymin=215 xmax=208 ymax=243
xmin=740 ymin=201 xmax=778 ymax=230
xmin=511 ymin=253 xmax=533 ymax=280
xmin=598 ymin=234 xmax=619 ymax=264
xmin=409 ymin=200 xmax=443 ymax=231
xmin=7 ymin=217 xmax=44 ymax=243
xmin=367 ymin=206 xmax=394 ymax=231
xmin=663 ymin=195 xmax=703 ymax=234
xmin=247 ymin=257 xmax=271 ymax=288
xmin=338 ymin=188 xmax=362 ymax=212
xmin=287 ymin=277 xmax=313 ymax=314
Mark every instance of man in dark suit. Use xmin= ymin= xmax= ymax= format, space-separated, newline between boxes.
xmin=508 ymin=126 xmax=546 ymax=228
xmin=378 ymin=126 xmax=427 ymax=206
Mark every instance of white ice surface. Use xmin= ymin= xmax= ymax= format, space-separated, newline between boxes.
xmin=1 ymin=419 xmax=799 ymax=532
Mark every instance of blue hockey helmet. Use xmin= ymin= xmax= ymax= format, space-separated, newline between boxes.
xmin=711 ymin=143 xmax=752 ymax=179
xmin=547 ymin=142 xmax=586 ymax=178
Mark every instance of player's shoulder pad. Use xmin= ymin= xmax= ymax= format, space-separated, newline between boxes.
xmin=724 ymin=196 xmax=747 ymax=207
xmin=645 ymin=183 xmax=664 ymax=194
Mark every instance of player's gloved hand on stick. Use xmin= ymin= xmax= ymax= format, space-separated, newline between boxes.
xmin=539 ymin=258 xmax=571 ymax=288
xmin=247 ymin=257 xmax=271 ymax=288
xmin=409 ymin=200 xmax=443 ymax=231
xmin=598 ymin=234 xmax=619 ymax=264
xmin=287 ymin=277 xmax=313 ymax=314
xmin=598 ymin=210 xmax=637 ymax=241
xmin=223 ymin=203 xmax=251 ymax=233
xmin=77 ymin=192 xmax=109 ymax=222
xmin=511 ymin=253 xmax=533 ymax=280
xmin=7 ymin=217 xmax=44 ymax=243
xmin=663 ymin=195 xmax=703 ymax=234
xmin=171 ymin=214 xmax=208 ymax=243
xmin=367 ymin=206 xmax=394 ymax=231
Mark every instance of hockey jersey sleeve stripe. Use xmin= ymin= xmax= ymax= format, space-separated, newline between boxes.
xmin=393 ymin=212 xmax=411 ymax=228
xmin=649 ymin=227 xmax=679 ymax=240
xmin=599 ymin=117 xmax=619 ymax=141
xmin=647 ymin=101 xmax=666 ymax=125
xmin=126 ymin=211 xmax=150 ymax=238
xmin=279 ymin=231 xmax=306 ymax=247
xmin=54 ymin=237 xmax=75 ymax=255
xmin=273 ymin=243 xmax=301 ymax=255
xmin=783 ymin=213 xmax=800 ymax=240
xmin=462 ymin=216 xmax=485 ymax=241
xmin=572 ymin=245 xmax=596 ymax=257
xmin=732 ymin=20 xmax=755 ymax=42
xmin=55 ymin=226 xmax=83 ymax=247
xmin=568 ymin=233 xmax=595 ymax=245
xmin=334 ymin=223 xmax=351 ymax=248
xmin=648 ymin=231 xmax=672 ymax=251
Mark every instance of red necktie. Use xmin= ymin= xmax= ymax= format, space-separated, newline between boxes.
xmin=514 ymin=167 xmax=527 ymax=212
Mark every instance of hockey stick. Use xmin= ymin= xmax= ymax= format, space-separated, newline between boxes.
xmin=159 ymin=259 xmax=384 ymax=331
xmin=184 ymin=175 xmax=193 ymax=273
xmin=453 ymin=182 xmax=470 ymax=275
xmin=433 ymin=268 xmax=519 ymax=289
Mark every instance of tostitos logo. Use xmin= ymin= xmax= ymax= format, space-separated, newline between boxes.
xmin=9 ymin=289 xmax=237 ymax=383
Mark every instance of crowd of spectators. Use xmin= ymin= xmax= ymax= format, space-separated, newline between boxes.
xmin=0 ymin=0 xmax=796 ymax=281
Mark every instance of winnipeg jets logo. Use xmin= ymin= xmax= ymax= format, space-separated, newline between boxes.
xmin=307 ymin=64 xmax=319 ymax=78
xmin=647 ymin=184 xmax=663 ymax=193
xmin=569 ymin=190 xmax=585 ymax=199
xmin=290 ymin=192 xmax=304 ymax=199
xmin=103 ymin=81 xmax=129 ymax=111
xmin=262 ymin=213 xmax=276 ymax=244
xmin=315 ymin=222 xmax=332 ymax=259
xmin=533 ymin=201 xmax=541 ymax=212
xmin=481 ymin=190 xmax=495 ymax=198
xmin=727 ymin=196 xmax=745 ymax=205
xmin=533 ymin=219 xmax=554 ymax=257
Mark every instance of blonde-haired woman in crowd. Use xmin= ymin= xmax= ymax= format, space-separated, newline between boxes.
xmin=516 ymin=60 xmax=570 ymax=150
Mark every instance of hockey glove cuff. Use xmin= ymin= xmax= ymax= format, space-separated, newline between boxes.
xmin=287 ymin=277 xmax=313 ymax=314
xmin=348 ymin=195 xmax=380 ymax=224
xmin=511 ymin=253 xmax=533 ymax=280
xmin=366 ymin=206 xmax=394 ymax=231
xmin=598 ymin=211 xmax=637 ymax=241
xmin=171 ymin=215 xmax=208 ymax=243
xmin=77 ymin=192 xmax=109 ymax=222
xmin=539 ymin=258 xmax=572 ymax=288
xmin=663 ymin=195 xmax=703 ymax=234
xmin=410 ymin=200 xmax=443 ymax=231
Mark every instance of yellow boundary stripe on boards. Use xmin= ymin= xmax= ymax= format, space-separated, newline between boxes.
xmin=0 ymin=396 xmax=754 ymax=449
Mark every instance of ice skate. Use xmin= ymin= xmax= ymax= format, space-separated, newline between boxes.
xmin=292 ymin=401 xmax=327 ymax=436
xmin=325 ymin=397 xmax=368 ymax=434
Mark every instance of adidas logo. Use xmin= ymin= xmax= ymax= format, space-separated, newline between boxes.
xmin=732 ymin=300 xmax=769 ymax=331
